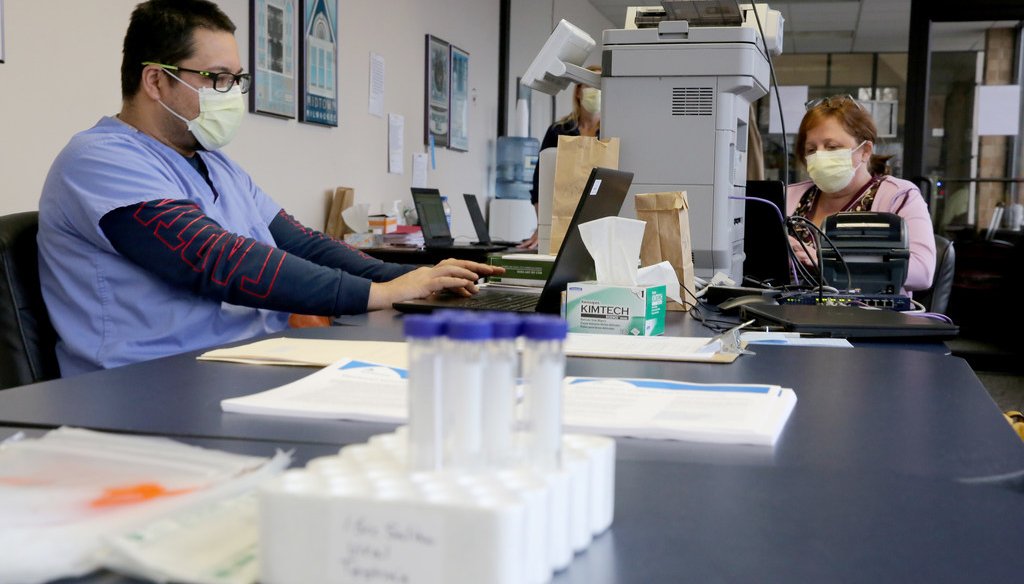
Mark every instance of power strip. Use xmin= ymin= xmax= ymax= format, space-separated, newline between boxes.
xmin=779 ymin=292 xmax=912 ymax=311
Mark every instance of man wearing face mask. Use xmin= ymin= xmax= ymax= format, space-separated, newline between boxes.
xmin=786 ymin=95 xmax=936 ymax=294
xmin=524 ymin=66 xmax=602 ymax=249
xmin=36 ymin=0 xmax=501 ymax=376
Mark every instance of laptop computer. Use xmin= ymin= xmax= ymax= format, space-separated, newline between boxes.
xmin=411 ymin=188 xmax=509 ymax=252
xmin=394 ymin=167 xmax=634 ymax=314
xmin=463 ymin=193 xmax=525 ymax=247
xmin=739 ymin=303 xmax=960 ymax=339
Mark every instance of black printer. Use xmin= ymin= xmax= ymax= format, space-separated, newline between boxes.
xmin=820 ymin=212 xmax=910 ymax=294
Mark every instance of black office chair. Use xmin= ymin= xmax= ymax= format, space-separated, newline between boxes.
xmin=0 ymin=211 xmax=60 ymax=389
xmin=915 ymin=233 xmax=955 ymax=314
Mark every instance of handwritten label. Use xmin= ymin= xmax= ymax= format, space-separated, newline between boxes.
xmin=331 ymin=505 xmax=443 ymax=584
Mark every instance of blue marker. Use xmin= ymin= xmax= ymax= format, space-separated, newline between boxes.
xmin=429 ymin=135 xmax=437 ymax=169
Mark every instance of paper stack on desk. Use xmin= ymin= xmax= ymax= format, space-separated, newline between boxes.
xmin=382 ymin=224 xmax=424 ymax=246
xmin=561 ymin=377 xmax=796 ymax=446
xmin=220 ymin=359 xmax=796 ymax=446
xmin=199 ymin=334 xmax=742 ymax=367
xmin=198 ymin=338 xmax=408 ymax=368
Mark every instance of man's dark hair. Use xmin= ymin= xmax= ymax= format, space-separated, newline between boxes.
xmin=121 ymin=0 xmax=236 ymax=98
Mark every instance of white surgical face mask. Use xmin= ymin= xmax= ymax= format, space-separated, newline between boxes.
xmin=805 ymin=141 xmax=867 ymax=193
xmin=580 ymin=87 xmax=601 ymax=115
xmin=158 ymin=70 xmax=245 ymax=151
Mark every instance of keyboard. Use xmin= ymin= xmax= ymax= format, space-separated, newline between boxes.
xmin=433 ymin=292 xmax=539 ymax=312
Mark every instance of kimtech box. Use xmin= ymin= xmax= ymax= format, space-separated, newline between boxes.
xmin=565 ymin=282 xmax=666 ymax=336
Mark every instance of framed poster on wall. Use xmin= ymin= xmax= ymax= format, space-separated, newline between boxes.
xmin=298 ymin=0 xmax=338 ymax=126
xmin=250 ymin=0 xmax=297 ymax=118
xmin=448 ymin=45 xmax=469 ymax=152
xmin=425 ymin=34 xmax=449 ymax=147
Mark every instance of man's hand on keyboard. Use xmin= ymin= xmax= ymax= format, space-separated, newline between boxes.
xmin=367 ymin=259 xmax=504 ymax=310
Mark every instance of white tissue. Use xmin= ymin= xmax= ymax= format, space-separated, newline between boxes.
xmin=638 ymin=262 xmax=683 ymax=304
xmin=578 ymin=216 xmax=646 ymax=285
xmin=341 ymin=204 xmax=370 ymax=233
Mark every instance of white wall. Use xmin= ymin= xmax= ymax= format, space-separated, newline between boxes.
xmin=0 ymin=0 xmax=499 ymax=240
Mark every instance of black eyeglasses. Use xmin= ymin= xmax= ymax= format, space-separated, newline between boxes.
xmin=804 ymin=94 xmax=865 ymax=111
xmin=142 ymin=62 xmax=252 ymax=94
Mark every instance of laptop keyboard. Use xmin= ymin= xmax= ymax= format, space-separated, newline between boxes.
xmin=438 ymin=293 xmax=539 ymax=312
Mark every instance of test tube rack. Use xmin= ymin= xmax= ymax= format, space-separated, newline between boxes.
xmin=259 ymin=429 xmax=615 ymax=584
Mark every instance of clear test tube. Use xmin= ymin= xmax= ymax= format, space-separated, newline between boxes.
xmin=482 ymin=313 xmax=521 ymax=468
xmin=520 ymin=315 xmax=568 ymax=472
xmin=443 ymin=314 xmax=493 ymax=469
xmin=403 ymin=314 xmax=445 ymax=472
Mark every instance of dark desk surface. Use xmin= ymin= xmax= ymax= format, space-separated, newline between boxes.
xmin=4 ymin=309 xmax=1024 ymax=584
xmin=1 ymin=310 xmax=1019 ymax=480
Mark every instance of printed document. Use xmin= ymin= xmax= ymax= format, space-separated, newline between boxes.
xmin=221 ymin=359 xmax=796 ymax=446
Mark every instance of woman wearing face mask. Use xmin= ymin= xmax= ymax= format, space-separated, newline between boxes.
xmin=524 ymin=66 xmax=602 ymax=249
xmin=787 ymin=95 xmax=936 ymax=293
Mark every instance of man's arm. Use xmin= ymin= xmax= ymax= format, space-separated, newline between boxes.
xmin=99 ymin=199 xmax=373 ymax=315
xmin=266 ymin=209 xmax=507 ymax=306
xmin=269 ymin=209 xmax=416 ymax=281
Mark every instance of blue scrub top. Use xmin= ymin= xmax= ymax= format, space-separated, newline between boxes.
xmin=38 ymin=116 xmax=290 ymax=376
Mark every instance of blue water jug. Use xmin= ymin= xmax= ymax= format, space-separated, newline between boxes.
xmin=495 ymin=136 xmax=540 ymax=200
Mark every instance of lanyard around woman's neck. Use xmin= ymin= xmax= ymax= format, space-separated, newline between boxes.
xmin=814 ymin=174 xmax=882 ymax=215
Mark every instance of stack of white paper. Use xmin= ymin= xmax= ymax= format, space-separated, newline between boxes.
xmin=561 ymin=378 xmax=796 ymax=446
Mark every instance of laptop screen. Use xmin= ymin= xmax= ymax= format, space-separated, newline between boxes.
xmin=534 ymin=166 xmax=635 ymax=313
xmin=463 ymin=193 xmax=491 ymax=244
xmin=392 ymin=167 xmax=634 ymax=314
xmin=411 ymin=188 xmax=452 ymax=245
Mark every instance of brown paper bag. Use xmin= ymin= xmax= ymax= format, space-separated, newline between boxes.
xmin=325 ymin=186 xmax=355 ymax=238
xmin=635 ymin=191 xmax=696 ymax=311
xmin=549 ymin=135 xmax=619 ymax=254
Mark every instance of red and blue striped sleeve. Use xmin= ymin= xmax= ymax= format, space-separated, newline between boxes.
xmin=98 ymin=199 xmax=393 ymax=315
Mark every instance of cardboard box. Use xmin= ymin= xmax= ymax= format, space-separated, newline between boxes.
xmin=368 ymin=214 xmax=397 ymax=234
xmin=565 ymin=282 xmax=666 ymax=336
xmin=487 ymin=254 xmax=555 ymax=287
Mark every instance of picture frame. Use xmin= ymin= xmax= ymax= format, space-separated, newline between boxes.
xmin=424 ymin=34 xmax=450 ymax=147
xmin=448 ymin=45 xmax=470 ymax=152
xmin=298 ymin=0 xmax=338 ymax=126
xmin=249 ymin=0 xmax=297 ymax=118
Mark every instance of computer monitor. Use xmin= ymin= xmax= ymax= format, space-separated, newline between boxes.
xmin=521 ymin=19 xmax=600 ymax=96
xmin=744 ymin=180 xmax=791 ymax=286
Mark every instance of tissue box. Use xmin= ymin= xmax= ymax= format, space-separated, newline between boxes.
xmin=565 ymin=282 xmax=666 ymax=336
xmin=368 ymin=214 xmax=397 ymax=234
xmin=343 ymin=232 xmax=383 ymax=248
xmin=487 ymin=254 xmax=555 ymax=287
